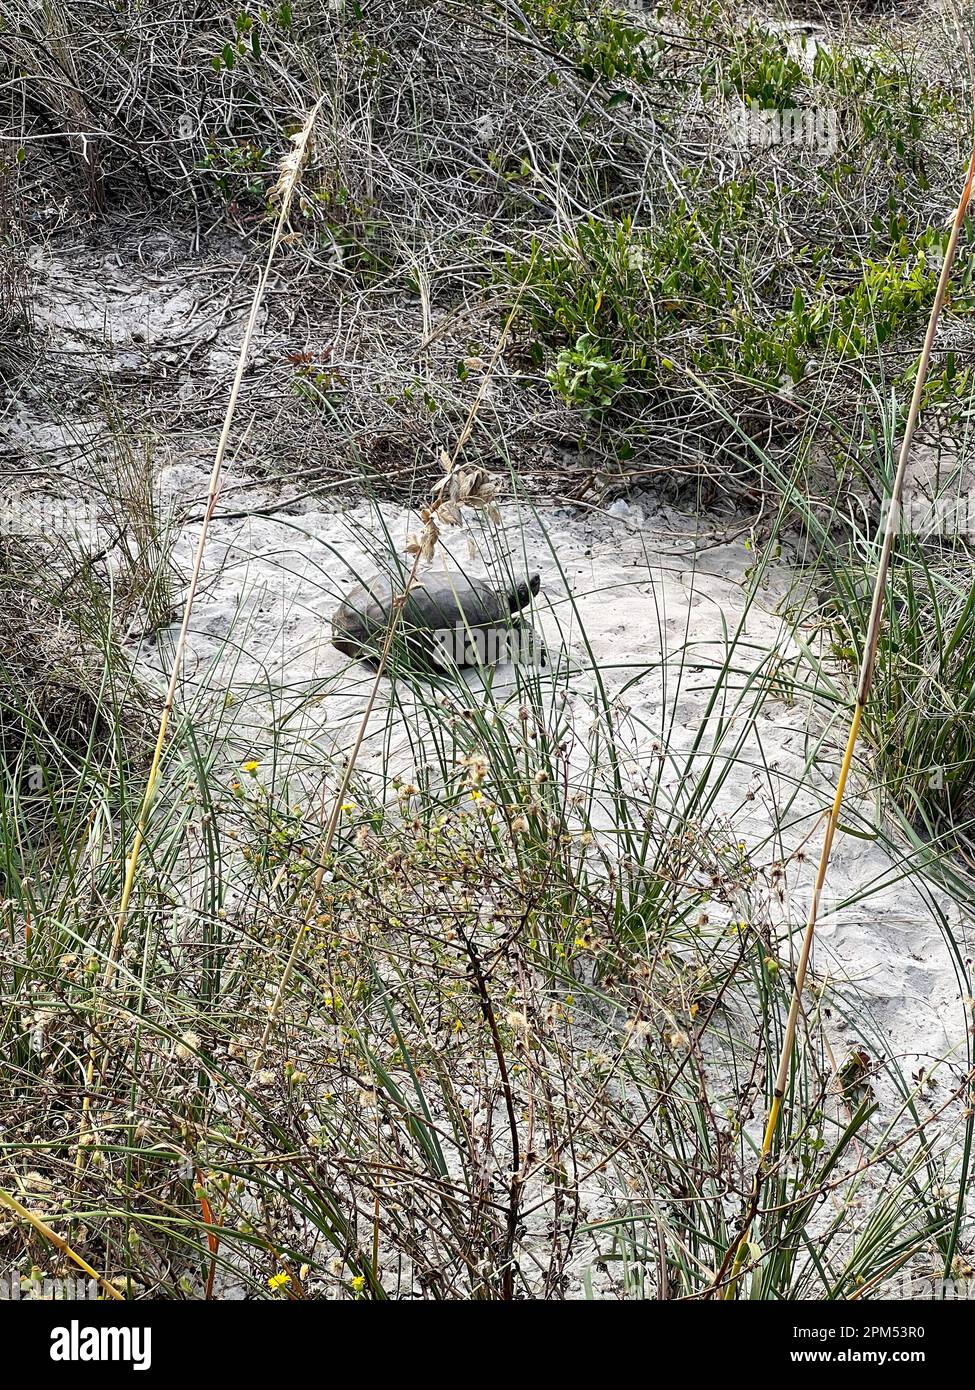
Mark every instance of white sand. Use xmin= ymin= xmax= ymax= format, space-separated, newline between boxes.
xmin=141 ymin=462 xmax=969 ymax=1074
xmin=5 ymin=238 xmax=968 ymax=1090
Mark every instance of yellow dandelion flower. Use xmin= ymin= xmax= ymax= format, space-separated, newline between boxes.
xmin=268 ymin=1271 xmax=290 ymax=1290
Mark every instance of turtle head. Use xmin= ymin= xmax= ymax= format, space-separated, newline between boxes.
xmin=508 ymin=572 xmax=541 ymax=611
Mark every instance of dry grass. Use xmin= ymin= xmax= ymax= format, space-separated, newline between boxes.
xmin=1 ymin=0 xmax=974 ymax=1302
xmin=0 ymin=538 xmax=153 ymax=769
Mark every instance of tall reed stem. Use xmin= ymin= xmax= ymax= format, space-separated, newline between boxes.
xmin=717 ymin=133 xmax=975 ymax=1299
xmin=48 ymin=106 xmax=322 ymax=1289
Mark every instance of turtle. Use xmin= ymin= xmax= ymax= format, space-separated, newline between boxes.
xmin=331 ymin=569 xmax=542 ymax=671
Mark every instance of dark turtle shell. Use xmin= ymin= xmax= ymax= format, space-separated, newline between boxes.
xmin=332 ymin=570 xmax=540 ymax=668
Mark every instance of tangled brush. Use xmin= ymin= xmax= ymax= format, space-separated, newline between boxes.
xmin=0 ymin=539 xmax=152 ymax=770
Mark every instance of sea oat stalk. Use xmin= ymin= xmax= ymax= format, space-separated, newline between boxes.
xmin=716 ymin=131 xmax=975 ymax=1299
xmin=74 ymin=102 xmax=322 ymax=1165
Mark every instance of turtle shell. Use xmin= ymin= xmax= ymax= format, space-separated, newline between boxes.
xmin=331 ymin=571 xmax=524 ymax=668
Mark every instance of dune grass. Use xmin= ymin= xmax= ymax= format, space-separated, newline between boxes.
xmin=2 ymin=0 xmax=975 ymax=1301
xmin=1 ymin=454 xmax=972 ymax=1298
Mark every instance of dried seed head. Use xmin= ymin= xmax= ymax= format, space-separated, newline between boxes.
xmin=430 ymin=464 xmax=502 ymax=529
xmin=406 ymin=511 xmax=440 ymax=563
xmin=269 ymin=105 xmax=319 ymax=208
xmin=460 ymin=752 xmax=490 ymax=786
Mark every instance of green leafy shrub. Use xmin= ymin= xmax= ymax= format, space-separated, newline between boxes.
xmin=507 ymin=194 xmax=970 ymax=421
xmin=702 ymin=25 xmax=805 ymax=109
xmin=813 ymin=47 xmax=957 ymax=180
xmin=197 ymin=140 xmax=271 ymax=202
xmin=518 ymin=1 xmax=660 ymax=83
xmin=548 ymin=332 xmax=627 ymax=409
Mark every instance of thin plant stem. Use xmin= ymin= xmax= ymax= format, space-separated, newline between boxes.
xmin=0 ymin=1187 xmax=123 ymax=1300
xmin=74 ymin=102 xmax=322 ymax=1169
xmin=718 ymin=129 xmax=975 ymax=1300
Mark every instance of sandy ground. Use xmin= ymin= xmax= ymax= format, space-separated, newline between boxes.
xmin=3 ymin=238 xmax=970 ymax=1102
xmin=150 ymin=479 xmax=967 ymax=1067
